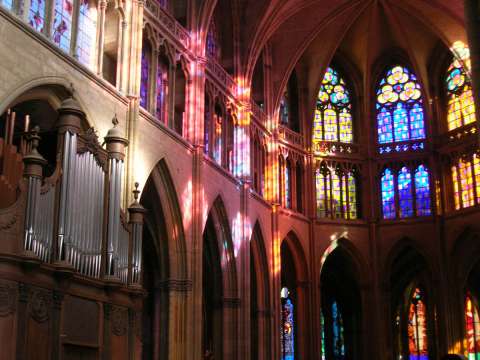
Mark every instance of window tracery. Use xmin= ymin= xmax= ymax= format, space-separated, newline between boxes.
xmin=281 ymin=287 xmax=295 ymax=360
xmin=316 ymin=163 xmax=358 ymax=220
xmin=313 ymin=67 xmax=353 ymax=151
xmin=446 ymin=43 xmax=475 ymax=131
xmin=381 ymin=165 xmax=431 ymax=219
xmin=376 ymin=66 xmax=425 ymax=154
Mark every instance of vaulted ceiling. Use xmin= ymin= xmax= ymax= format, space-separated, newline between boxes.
xmin=202 ymin=0 xmax=466 ymax=114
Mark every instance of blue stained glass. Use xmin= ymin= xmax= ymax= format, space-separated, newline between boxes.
xmin=409 ymin=104 xmax=425 ymax=140
xmin=53 ymin=0 xmax=73 ymax=52
xmin=29 ymin=0 xmax=45 ymax=32
xmin=1 ymin=0 xmax=13 ymax=10
xmin=398 ymin=167 xmax=413 ymax=218
xmin=382 ymin=169 xmax=396 ymax=219
xmin=281 ymin=289 xmax=295 ymax=360
xmin=140 ymin=44 xmax=150 ymax=108
xmin=415 ymin=165 xmax=431 ymax=216
xmin=376 ymin=66 xmax=425 ymax=146
xmin=378 ymin=107 xmax=393 ymax=144
xmin=332 ymin=302 xmax=345 ymax=359
xmin=393 ymin=103 xmax=409 ymax=142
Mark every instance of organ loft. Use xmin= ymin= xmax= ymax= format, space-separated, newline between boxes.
xmin=2 ymin=0 xmax=480 ymax=359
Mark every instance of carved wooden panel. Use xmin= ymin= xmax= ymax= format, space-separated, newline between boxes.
xmin=62 ymin=296 xmax=99 ymax=347
xmin=0 ymin=280 xmax=17 ymax=359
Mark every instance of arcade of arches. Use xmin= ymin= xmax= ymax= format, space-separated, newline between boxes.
xmin=3 ymin=0 xmax=480 ymax=359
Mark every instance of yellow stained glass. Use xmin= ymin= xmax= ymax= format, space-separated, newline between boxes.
xmin=347 ymin=173 xmax=357 ymax=219
xmin=474 ymin=154 xmax=480 ymax=203
xmin=448 ymin=96 xmax=463 ymax=131
xmin=461 ymin=88 xmax=476 ymax=126
xmin=324 ymin=107 xmax=338 ymax=141
xmin=332 ymin=172 xmax=342 ymax=218
xmin=339 ymin=111 xmax=353 ymax=143
xmin=459 ymin=160 xmax=474 ymax=208
xmin=452 ymin=165 xmax=460 ymax=210
xmin=313 ymin=109 xmax=323 ymax=146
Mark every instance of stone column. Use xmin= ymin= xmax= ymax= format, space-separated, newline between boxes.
xmin=464 ymin=0 xmax=480 ymax=141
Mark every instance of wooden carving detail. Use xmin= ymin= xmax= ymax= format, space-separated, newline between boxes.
xmin=111 ymin=306 xmax=128 ymax=336
xmin=28 ymin=288 xmax=51 ymax=323
xmin=0 ymin=280 xmax=17 ymax=317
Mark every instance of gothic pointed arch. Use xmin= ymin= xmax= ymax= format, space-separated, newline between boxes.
xmin=319 ymin=240 xmax=366 ymax=360
xmin=140 ymin=158 xmax=188 ymax=358
xmin=250 ymin=221 xmax=271 ymax=360
xmin=202 ymin=195 xmax=238 ymax=359
xmin=386 ymin=241 xmax=436 ymax=360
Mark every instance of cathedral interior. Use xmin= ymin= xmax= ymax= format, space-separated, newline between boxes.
xmin=2 ymin=0 xmax=480 ymax=359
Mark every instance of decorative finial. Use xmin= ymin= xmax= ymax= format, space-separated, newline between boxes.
xmin=133 ymin=182 xmax=140 ymax=202
xmin=29 ymin=126 xmax=41 ymax=155
xmin=112 ymin=113 xmax=119 ymax=127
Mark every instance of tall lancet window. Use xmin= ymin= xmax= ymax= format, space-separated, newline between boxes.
xmin=281 ymin=287 xmax=295 ymax=360
xmin=376 ymin=66 xmax=425 ymax=153
xmin=407 ymin=288 xmax=429 ymax=360
xmin=28 ymin=0 xmax=46 ymax=32
xmin=53 ymin=0 xmax=73 ymax=52
xmin=76 ymin=0 xmax=97 ymax=67
xmin=156 ymin=60 xmax=168 ymax=123
xmin=381 ymin=165 xmax=431 ymax=219
xmin=332 ymin=301 xmax=345 ymax=359
xmin=206 ymin=20 xmax=220 ymax=61
xmin=140 ymin=41 xmax=151 ymax=109
xmin=316 ymin=164 xmax=358 ymax=220
xmin=313 ymin=67 xmax=353 ymax=151
xmin=446 ymin=42 xmax=475 ymax=131
xmin=465 ymin=292 xmax=480 ymax=360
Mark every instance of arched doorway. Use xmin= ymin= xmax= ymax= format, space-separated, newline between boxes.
xmin=202 ymin=196 xmax=238 ymax=360
xmin=320 ymin=246 xmax=362 ymax=360
xmin=388 ymin=245 xmax=436 ymax=360
xmin=280 ymin=232 xmax=309 ymax=360
xmin=250 ymin=222 xmax=271 ymax=360
xmin=140 ymin=160 xmax=187 ymax=359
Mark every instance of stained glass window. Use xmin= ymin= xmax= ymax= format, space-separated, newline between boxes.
xmin=321 ymin=311 xmax=326 ymax=360
xmin=316 ymin=166 xmax=357 ymax=220
xmin=313 ymin=67 xmax=353 ymax=149
xmin=156 ymin=62 xmax=168 ymax=122
xmin=1 ymin=0 xmax=13 ymax=10
xmin=140 ymin=42 xmax=150 ymax=109
xmin=281 ymin=287 xmax=295 ymax=360
xmin=382 ymin=169 xmax=396 ymax=219
xmin=382 ymin=166 xmax=431 ymax=219
xmin=332 ymin=301 xmax=345 ymax=359
xmin=285 ymin=161 xmax=291 ymax=209
xmin=206 ymin=20 xmax=219 ymax=60
xmin=28 ymin=0 xmax=45 ymax=32
xmin=415 ymin=165 xmax=431 ymax=216
xmin=376 ymin=66 xmax=424 ymax=146
xmin=53 ymin=0 xmax=73 ymax=52
xmin=158 ymin=0 xmax=167 ymax=8
xmin=408 ymin=288 xmax=429 ymax=360
xmin=332 ymin=172 xmax=342 ymax=218
xmin=76 ymin=0 xmax=97 ymax=68
xmin=213 ymin=112 xmax=222 ymax=165
xmin=465 ymin=292 xmax=480 ymax=360
xmin=316 ymin=169 xmax=330 ymax=218
xmin=451 ymin=155 xmax=480 ymax=210
xmin=398 ymin=167 xmax=414 ymax=218
xmin=446 ymin=44 xmax=475 ymax=131
xmin=347 ymin=173 xmax=357 ymax=219
xmin=280 ymin=91 xmax=289 ymax=125
xmin=460 ymin=160 xmax=474 ymax=208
